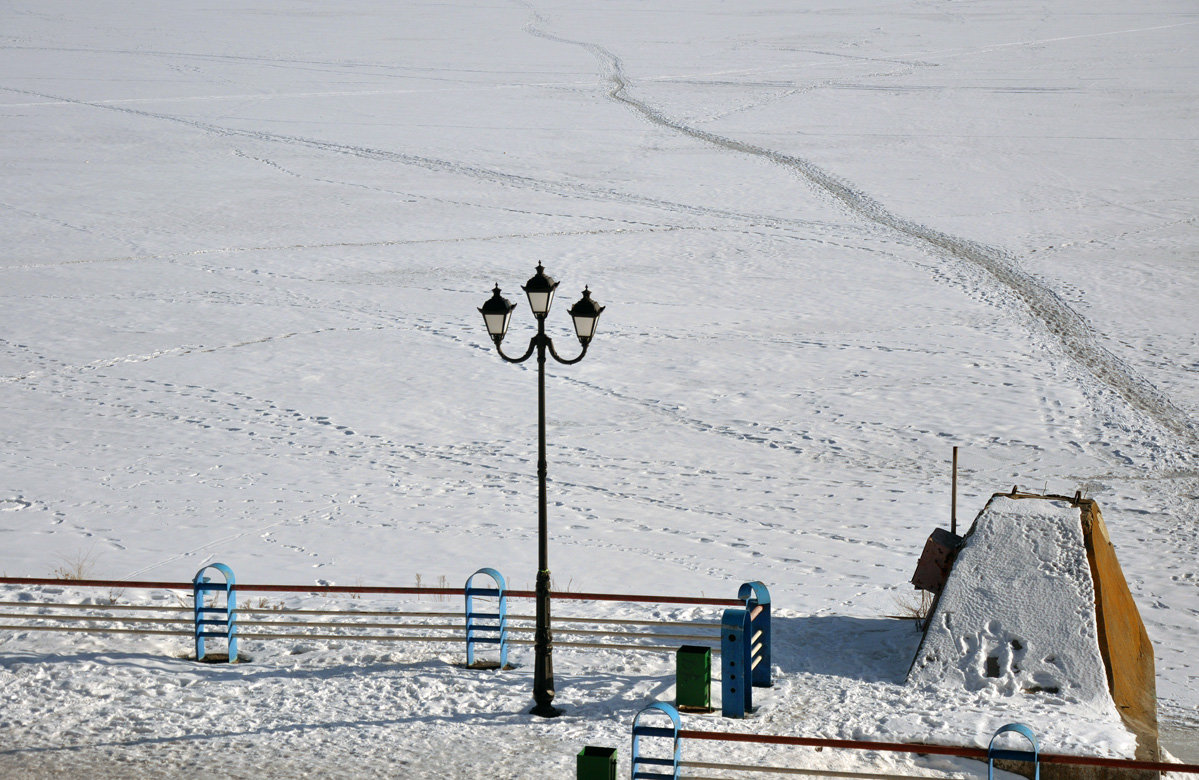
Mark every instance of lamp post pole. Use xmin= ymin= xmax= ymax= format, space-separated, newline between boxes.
xmin=533 ymin=308 xmax=553 ymax=717
xmin=479 ymin=265 xmax=604 ymax=718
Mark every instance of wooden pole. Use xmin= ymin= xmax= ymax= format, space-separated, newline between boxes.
xmin=951 ymin=446 xmax=958 ymax=536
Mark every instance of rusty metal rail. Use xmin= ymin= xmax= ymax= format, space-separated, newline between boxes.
xmin=0 ymin=577 xmax=740 ymax=606
xmin=678 ymin=730 xmax=1199 ymax=774
xmin=0 ymin=584 xmax=723 ymax=654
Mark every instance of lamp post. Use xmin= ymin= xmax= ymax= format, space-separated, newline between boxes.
xmin=479 ymin=264 xmax=604 ymax=718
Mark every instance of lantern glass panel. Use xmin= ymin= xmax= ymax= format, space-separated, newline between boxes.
xmin=572 ymin=313 xmax=598 ymax=340
xmin=483 ymin=310 xmax=511 ymax=338
xmin=526 ymin=288 xmax=554 ymax=316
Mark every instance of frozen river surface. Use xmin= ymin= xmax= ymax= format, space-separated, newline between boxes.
xmin=1 ymin=0 xmax=1196 ymax=775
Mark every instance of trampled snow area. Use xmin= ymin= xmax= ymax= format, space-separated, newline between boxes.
xmin=1 ymin=0 xmax=1197 ymax=776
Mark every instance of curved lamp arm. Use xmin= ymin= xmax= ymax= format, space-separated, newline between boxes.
xmin=546 ymin=336 xmax=589 ymax=365
xmin=493 ymin=336 xmax=537 ymax=364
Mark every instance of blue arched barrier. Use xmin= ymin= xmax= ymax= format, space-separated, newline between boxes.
xmin=631 ymin=702 xmax=681 ymax=779
xmin=193 ymin=563 xmax=237 ymax=662
xmin=465 ymin=567 xmax=508 ymax=668
xmin=738 ymin=581 xmax=771 ymax=688
xmin=988 ymin=723 xmax=1039 ymax=780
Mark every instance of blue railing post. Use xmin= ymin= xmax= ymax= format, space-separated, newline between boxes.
xmin=465 ymin=567 xmax=508 ymax=669
xmin=193 ymin=563 xmax=237 ymax=662
xmin=738 ymin=581 xmax=771 ymax=688
xmin=721 ymin=607 xmax=752 ymax=718
xmin=988 ymin=723 xmax=1040 ymax=780
xmin=630 ymin=702 xmax=681 ymax=779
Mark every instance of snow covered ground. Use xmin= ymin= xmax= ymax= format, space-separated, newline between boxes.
xmin=1 ymin=0 xmax=1196 ymax=775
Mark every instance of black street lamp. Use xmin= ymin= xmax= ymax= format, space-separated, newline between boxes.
xmin=479 ymin=264 xmax=604 ymax=717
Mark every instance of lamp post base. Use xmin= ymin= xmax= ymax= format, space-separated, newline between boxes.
xmin=529 ymin=702 xmax=563 ymax=718
xmin=531 ymin=568 xmax=558 ymax=718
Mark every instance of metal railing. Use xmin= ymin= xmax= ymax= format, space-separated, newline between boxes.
xmin=0 ymin=568 xmax=751 ymax=664
xmin=628 ymin=702 xmax=1199 ymax=779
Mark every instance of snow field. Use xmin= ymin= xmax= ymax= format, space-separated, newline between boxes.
xmin=2 ymin=0 xmax=1197 ymax=773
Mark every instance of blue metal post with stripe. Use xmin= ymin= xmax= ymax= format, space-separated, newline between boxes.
xmin=465 ymin=567 xmax=508 ymax=669
xmin=988 ymin=723 xmax=1040 ymax=780
xmin=193 ymin=563 xmax=237 ymax=662
xmin=738 ymin=581 xmax=772 ymax=688
xmin=630 ymin=702 xmax=681 ymax=779
xmin=721 ymin=608 xmax=752 ymax=718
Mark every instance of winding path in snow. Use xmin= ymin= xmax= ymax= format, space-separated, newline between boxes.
xmin=2 ymin=14 xmax=1194 ymax=461
xmin=521 ymin=11 xmax=1199 ymax=456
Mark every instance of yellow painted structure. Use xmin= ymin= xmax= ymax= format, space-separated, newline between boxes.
xmin=1079 ymin=500 xmax=1159 ymax=764
xmin=920 ymin=493 xmax=1161 ymax=780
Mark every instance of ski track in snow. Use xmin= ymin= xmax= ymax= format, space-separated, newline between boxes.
xmin=1 ymin=265 xmax=918 ymax=581
xmin=518 ymin=6 xmax=1199 ymax=459
xmin=6 ymin=356 xmax=893 ymax=577
xmin=3 ymin=10 xmax=1194 ymax=562
xmin=0 ymin=83 xmax=842 ymax=238
xmin=8 ymin=39 xmax=1145 ymax=484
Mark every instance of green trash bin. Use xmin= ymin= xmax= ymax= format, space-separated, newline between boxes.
xmin=577 ymin=745 xmax=617 ymax=779
xmin=676 ymin=644 xmax=712 ymax=711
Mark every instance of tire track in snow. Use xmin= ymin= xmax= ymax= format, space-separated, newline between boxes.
xmin=0 ymin=85 xmax=834 ymax=236
xmin=0 ymin=224 xmax=699 ymax=272
xmin=520 ymin=17 xmax=1199 ymax=453
xmin=17 ymin=364 xmax=814 ymax=565
xmin=0 ymin=327 xmax=383 ymax=385
xmin=230 ymin=148 xmax=706 ymax=238
xmin=558 ymin=372 xmax=934 ymax=480
xmin=7 ymin=56 xmax=1193 ymax=457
